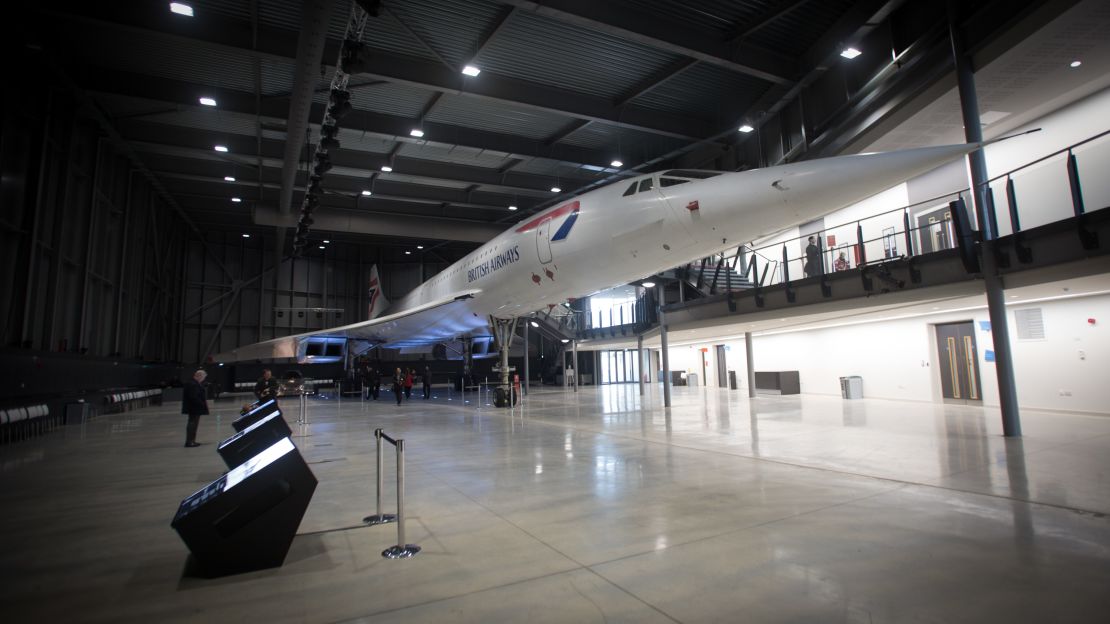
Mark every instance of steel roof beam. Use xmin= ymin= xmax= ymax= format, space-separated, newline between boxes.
xmin=51 ymin=6 xmax=716 ymax=142
xmin=496 ymin=0 xmax=795 ymax=84
xmin=83 ymin=69 xmax=620 ymax=169
xmin=113 ymin=119 xmax=591 ymax=195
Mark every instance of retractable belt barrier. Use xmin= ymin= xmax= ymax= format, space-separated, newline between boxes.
xmin=363 ymin=427 xmax=420 ymax=559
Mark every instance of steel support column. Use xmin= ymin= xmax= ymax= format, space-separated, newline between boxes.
xmin=657 ymin=286 xmax=671 ymax=408
xmin=745 ymin=331 xmax=756 ymax=398
xmin=637 ymin=334 xmax=644 ymax=396
xmin=951 ymin=15 xmax=1021 ymax=437
xmin=522 ymin=320 xmax=530 ymax=395
xmin=572 ymin=339 xmax=578 ymax=393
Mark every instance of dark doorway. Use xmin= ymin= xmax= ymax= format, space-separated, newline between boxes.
xmin=917 ymin=206 xmax=955 ymax=253
xmin=934 ymin=322 xmax=982 ymax=402
xmin=715 ymin=345 xmax=728 ymax=387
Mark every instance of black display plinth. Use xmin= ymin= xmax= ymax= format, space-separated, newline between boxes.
xmin=232 ymin=399 xmax=279 ymax=432
xmin=218 ymin=412 xmax=294 ymax=469
xmin=171 ymin=437 xmax=317 ymax=577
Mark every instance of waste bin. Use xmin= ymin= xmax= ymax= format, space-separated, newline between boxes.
xmin=686 ymin=373 xmax=699 ymax=387
xmin=65 ymin=401 xmax=91 ymax=425
xmin=839 ymin=376 xmax=863 ymax=399
xmin=728 ymin=370 xmax=738 ymax=390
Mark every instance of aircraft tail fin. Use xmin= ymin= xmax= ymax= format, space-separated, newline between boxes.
xmin=368 ymin=265 xmax=389 ymax=319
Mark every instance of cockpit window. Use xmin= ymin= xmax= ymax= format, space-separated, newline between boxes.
xmin=661 ymin=169 xmax=722 ymax=179
xmin=660 ymin=177 xmax=689 ymax=188
xmin=638 ymin=178 xmax=654 ymax=193
xmin=622 ymin=182 xmax=638 ymax=197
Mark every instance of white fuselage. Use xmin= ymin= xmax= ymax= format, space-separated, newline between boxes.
xmin=386 ymin=142 xmax=978 ymax=332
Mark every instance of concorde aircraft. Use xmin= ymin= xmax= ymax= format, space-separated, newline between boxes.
xmin=213 ymin=142 xmax=983 ymax=389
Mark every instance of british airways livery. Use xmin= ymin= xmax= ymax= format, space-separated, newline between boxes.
xmin=214 ymin=142 xmax=983 ymax=380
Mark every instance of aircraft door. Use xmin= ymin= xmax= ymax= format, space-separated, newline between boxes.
xmin=536 ymin=218 xmax=553 ymax=264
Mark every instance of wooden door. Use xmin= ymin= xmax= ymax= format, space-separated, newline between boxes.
xmin=935 ymin=322 xmax=982 ymax=401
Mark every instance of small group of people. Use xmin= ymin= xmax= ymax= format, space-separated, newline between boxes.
xmin=804 ymin=236 xmax=851 ymax=276
xmin=390 ymin=367 xmax=433 ymax=405
xmin=181 ymin=368 xmax=281 ymax=447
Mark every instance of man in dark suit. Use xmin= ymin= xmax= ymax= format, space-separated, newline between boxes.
xmin=182 ymin=369 xmax=209 ymax=447
xmin=254 ymin=368 xmax=280 ymax=403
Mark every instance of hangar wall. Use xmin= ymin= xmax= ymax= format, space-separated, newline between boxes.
xmin=1 ymin=87 xmax=190 ymax=362
xmin=706 ymin=290 xmax=1108 ymax=415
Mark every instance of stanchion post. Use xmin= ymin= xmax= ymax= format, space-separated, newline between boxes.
xmin=382 ymin=438 xmax=420 ymax=559
xmin=363 ymin=427 xmax=396 ymax=525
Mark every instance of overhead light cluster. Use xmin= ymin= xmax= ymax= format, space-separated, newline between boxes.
xmin=294 ymin=29 xmax=369 ymax=257
xmin=169 ymin=3 xmax=193 ymax=17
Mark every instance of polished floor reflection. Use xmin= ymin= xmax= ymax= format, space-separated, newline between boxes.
xmin=2 ymin=384 xmax=1108 ymax=622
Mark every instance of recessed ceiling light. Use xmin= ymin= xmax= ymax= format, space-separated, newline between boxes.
xmin=416 ymin=245 xmax=423 ymax=249
xmin=840 ymin=47 xmax=862 ymax=59
xmin=530 ymin=321 xmax=539 ymax=328
xmin=170 ymin=3 xmax=194 ymax=17
xmin=242 ymin=233 xmax=250 ymax=238
xmin=462 ymin=65 xmax=481 ymax=77
xmin=199 ymin=97 xmax=217 ymax=107
xmin=508 ymin=205 xmax=518 ymax=211
xmin=323 ymin=240 xmax=330 ymax=244
xmin=1070 ymin=60 xmax=1082 ymax=68
xmin=214 ymin=145 xmax=228 ymax=153
xmin=319 ymin=245 xmax=325 ymax=249
xmin=561 ymin=339 xmax=570 ymax=343
xmin=610 ymin=160 xmax=623 ymax=168
xmin=361 ymin=190 xmax=372 ymax=196
xmin=738 ymin=124 xmax=754 ymax=133
xmin=405 ymin=250 xmax=412 ymax=255
xmin=231 ymin=197 xmax=242 ymax=203
xmin=551 ymin=186 xmax=561 ymax=193
xmin=409 ymin=129 xmax=424 ymax=138
xmin=381 ymin=165 xmax=393 ymax=172
xmin=641 ymin=281 xmax=655 ymax=288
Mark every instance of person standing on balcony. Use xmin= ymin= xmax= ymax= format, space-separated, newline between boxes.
xmin=804 ymin=236 xmax=821 ymax=277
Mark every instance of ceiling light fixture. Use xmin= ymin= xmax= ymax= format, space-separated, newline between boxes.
xmin=231 ymin=197 xmax=242 ymax=203
xmin=530 ymin=321 xmax=539 ymax=328
xmin=170 ymin=3 xmax=194 ymax=17
xmin=738 ymin=124 xmax=754 ymax=133
xmin=242 ymin=233 xmax=250 ymax=238
xmin=610 ymin=160 xmax=623 ymax=168
xmin=641 ymin=281 xmax=655 ymax=288
xmin=319 ymin=245 xmax=325 ymax=250
xmin=561 ymin=339 xmax=570 ymax=343
xmin=551 ymin=186 xmax=561 ymax=193
xmin=323 ymin=240 xmax=330 ymax=244
xmin=1070 ymin=60 xmax=1082 ymax=68
xmin=840 ymin=47 xmax=862 ymax=59
xmin=224 ymin=176 xmax=235 ymax=182
xmin=199 ymin=97 xmax=216 ymax=106
xmin=508 ymin=205 xmax=518 ymax=211
xmin=405 ymin=250 xmax=412 ymax=255
xmin=361 ymin=190 xmax=372 ymax=196
xmin=410 ymin=129 xmax=424 ymax=138
xmin=416 ymin=245 xmax=423 ymax=249
xmin=381 ymin=165 xmax=393 ymax=172
xmin=462 ymin=65 xmax=481 ymax=77
xmin=214 ymin=145 xmax=228 ymax=153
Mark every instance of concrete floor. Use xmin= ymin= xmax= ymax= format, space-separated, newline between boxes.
xmin=1 ymin=384 xmax=1108 ymax=623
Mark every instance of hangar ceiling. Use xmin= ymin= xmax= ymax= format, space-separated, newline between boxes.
xmin=31 ymin=0 xmax=1076 ymax=256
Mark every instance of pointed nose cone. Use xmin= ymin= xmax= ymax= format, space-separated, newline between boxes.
xmin=783 ymin=143 xmax=978 ymax=216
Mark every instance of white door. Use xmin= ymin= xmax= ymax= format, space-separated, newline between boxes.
xmin=537 ymin=218 xmax=553 ymax=264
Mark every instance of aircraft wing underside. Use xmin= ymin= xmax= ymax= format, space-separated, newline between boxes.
xmin=212 ymin=290 xmax=488 ymax=362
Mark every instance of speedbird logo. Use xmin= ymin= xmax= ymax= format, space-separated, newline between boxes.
xmin=514 ymin=200 xmax=580 ymax=241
